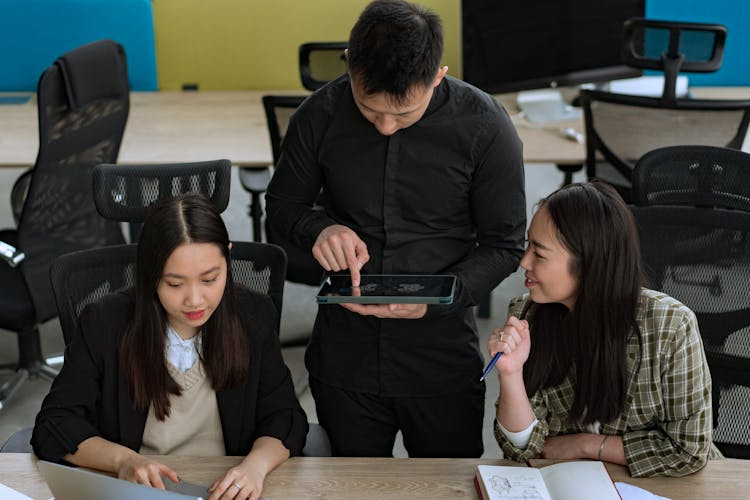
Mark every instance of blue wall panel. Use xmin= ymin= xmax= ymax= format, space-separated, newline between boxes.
xmin=648 ymin=0 xmax=750 ymax=86
xmin=0 ymin=0 xmax=157 ymax=91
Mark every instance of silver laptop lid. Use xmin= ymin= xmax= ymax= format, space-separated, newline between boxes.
xmin=37 ymin=460 xmax=205 ymax=500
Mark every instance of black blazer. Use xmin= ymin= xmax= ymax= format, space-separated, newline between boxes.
xmin=32 ymin=287 xmax=307 ymax=461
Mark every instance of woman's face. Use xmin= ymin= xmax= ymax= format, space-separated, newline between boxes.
xmin=519 ymin=206 xmax=579 ymax=310
xmin=156 ymin=242 xmax=228 ymax=339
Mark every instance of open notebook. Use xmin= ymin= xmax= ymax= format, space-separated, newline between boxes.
xmin=475 ymin=461 xmax=620 ymax=500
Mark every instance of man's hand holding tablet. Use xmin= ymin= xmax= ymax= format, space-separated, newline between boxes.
xmin=316 ymin=274 xmax=456 ymax=318
xmin=313 ymin=224 xmax=456 ymax=319
xmin=331 ymin=277 xmax=431 ymax=319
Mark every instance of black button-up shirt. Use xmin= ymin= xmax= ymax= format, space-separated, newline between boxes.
xmin=267 ymin=75 xmax=525 ymax=396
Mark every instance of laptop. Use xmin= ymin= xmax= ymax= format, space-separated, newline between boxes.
xmin=37 ymin=460 xmax=208 ymax=500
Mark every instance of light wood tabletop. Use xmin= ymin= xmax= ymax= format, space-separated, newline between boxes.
xmin=0 ymin=91 xmax=285 ymax=169
xmin=2 ymin=453 xmax=749 ymax=500
xmin=0 ymin=89 xmax=582 ymax=170
xmin=2 ymin=87 xmax=749 ymax=170
xmin=531 ymin=458 xmax=750 ymax=500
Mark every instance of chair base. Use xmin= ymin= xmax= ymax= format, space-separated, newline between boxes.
xmin=0 ymin=327 xmax=59 ymax=410
xmin=0 ymin=369 xmax=29 ymax=411
xmin=0 ymin=426 xmax=33 ymax=452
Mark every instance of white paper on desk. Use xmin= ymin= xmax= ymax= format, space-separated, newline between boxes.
xmin=0 ymin=482 xmax=33 ymax=500
xmin=516 ymin=89 xmax=582 ymax=123
xmin=615 ymin=481 xmax=671 ymax=500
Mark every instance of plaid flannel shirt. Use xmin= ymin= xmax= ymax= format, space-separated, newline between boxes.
xmin=494 ymin=289 xmax=722 ymax=477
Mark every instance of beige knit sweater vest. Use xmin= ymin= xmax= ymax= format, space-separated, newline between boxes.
xmin=139 ymin=361 xmax=225 ymax=456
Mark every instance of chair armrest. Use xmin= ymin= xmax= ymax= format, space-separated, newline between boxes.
xmin=0 ymin=240 xmax=25 ymax=267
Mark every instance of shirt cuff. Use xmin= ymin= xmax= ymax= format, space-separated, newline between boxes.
xmin=498 ymin=418 xmax=538 ymax=449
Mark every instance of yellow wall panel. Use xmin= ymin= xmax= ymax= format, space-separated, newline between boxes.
xmin=153 ymin=0 xmax=460 ymax=90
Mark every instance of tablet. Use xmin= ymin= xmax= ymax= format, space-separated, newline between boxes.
xmin=316 ymin=274 xmax=456 ymax=304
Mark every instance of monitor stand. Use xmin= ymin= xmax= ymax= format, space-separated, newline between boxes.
xmin=516 ymin=88 xmax=582 ymax=123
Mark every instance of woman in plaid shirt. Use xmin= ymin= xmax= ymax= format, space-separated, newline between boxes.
xmin=488 ymin=181 xmax=720 ymax=477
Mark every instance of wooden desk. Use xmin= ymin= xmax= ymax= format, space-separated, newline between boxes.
xmin=495 ymin=86 xmax=750 ymax=166
xmin=2 ymin=87 xmax=749 ymax=170
xmin=0 ymin=90 xmax=583 ymax=170
xmin=2 ymin=453 xmax=749 ymax=500
xmin=0 ymin=91 xmax=280 ymax=169
xmin=531 ymin=458 xmax=750 ymax=500
xmin=495 ymin=94 xmax=585 ymax=166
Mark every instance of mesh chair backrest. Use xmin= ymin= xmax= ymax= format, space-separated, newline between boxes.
xmin=261 ymin=96 xmax=306 ymax=166
xmin=230 ymin=242 xmax=287 ymax=332
xmin=17 ymin=39 xmax=129 ymax=322
xmin=298 ymin=42 xmax=347 ymax=91
xmin=50 ymin=244 xmax=137 ymax=345
xmin=51 ymin=242 xmax=287 ymax=344
xmin=632 ymin=145 xmax=750 ymax=210
xmin=581 ymin=90 xmax=750 ymax=182
xmin=93 ymin=160 xmax=232 ymax=223
xmin=632 ymin=205 xmax=750 ymax=458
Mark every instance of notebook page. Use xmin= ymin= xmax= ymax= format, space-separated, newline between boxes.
xmin=540 ymin=461 xmax=620 ymax=500
xmin=476 ymin=465 xmax=551 ymax=500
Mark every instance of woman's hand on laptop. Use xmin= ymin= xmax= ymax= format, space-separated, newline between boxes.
xmin=116 ymin=452 xmax=179 ymax=490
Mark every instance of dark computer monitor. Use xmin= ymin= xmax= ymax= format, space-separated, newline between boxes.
xmin=461 ymin=0 xmax=645 ymax=94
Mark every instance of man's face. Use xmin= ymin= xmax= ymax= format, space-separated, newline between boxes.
xmin=350 ymin=67 xmax=448 ymax=136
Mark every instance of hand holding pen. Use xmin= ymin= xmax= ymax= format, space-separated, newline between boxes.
xmin=484 ymin=317 xmax=531 ymax=379
xmin=479 ymin=340 xmax=503 ymax=381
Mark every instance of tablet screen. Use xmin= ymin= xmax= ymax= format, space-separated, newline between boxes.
xmin=316 ymin=274 xmax=456 ymax=304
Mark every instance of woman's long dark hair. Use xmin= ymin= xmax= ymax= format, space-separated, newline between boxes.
xmin=523 ymin=181 xmax=644 ymax=425
xmin=120 ymin=193 xmax=248 ymax=420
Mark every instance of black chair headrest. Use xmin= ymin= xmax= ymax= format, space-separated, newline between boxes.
xmin=56 ymin=39 xmax=129 ymax=110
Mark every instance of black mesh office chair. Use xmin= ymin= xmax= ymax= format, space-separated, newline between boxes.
xmin=50 ymin=160 xmax=232 ymax=343
xmin=631 ymin=145 xmax=750 ymax=459
xmin=581 ymin=91 xmax=750 ymax=200
xmin=632 ymin=205 xmax=750 ymax=458
xmin=237 ymin=96 xmax=307 ymax=245
xmin=298 ymin=42 xmax=347 ymax=91
xmin=261 ymin=95 xmax=325 ymax=289
xmin=93 ymin=159 xmax=232 ymax=239
xmin=0 ymin=40 xmax=129 ymax=409
xmin=581 ymin=18 xmax=750 ymax=201
xmin=632 ymin=145 xmax=750 ymax=211
xmin=260 ymin=96 xmax=325 ymax=351
xmin=237 ymin=42 xmax=345 ymax=242
xmin=50 ymin=241 xmax=287 ymax=347
xmin=44 ymin=160 xmax=330 ymax=456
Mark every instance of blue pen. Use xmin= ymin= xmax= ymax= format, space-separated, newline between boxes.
xmin=479 ymin=352 xmax=502 ymax=382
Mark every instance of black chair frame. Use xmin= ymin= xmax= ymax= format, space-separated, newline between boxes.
xmin=580 ymin=89 xmax=750 ymax=182
xmin=298 ymin=42 xmax=347 ymax=91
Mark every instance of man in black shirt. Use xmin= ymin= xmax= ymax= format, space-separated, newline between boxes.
xmin=266 ymin=0 xmax=525 ymax=457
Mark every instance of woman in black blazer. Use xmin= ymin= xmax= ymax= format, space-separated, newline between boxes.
xmin=32 ymin=193 xmax=307 ymax=500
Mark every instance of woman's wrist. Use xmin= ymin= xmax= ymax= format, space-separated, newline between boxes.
xmin=597 ymin=434 xmax=610 ymax=461
xmin=111 ymin=446 xmax=138 ymax=472
xmin=581 ymin=433 xmax=608 ymax=460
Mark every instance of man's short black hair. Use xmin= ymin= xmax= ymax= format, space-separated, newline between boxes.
xmin=347 ymin=0 xmax=444 ymax=102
